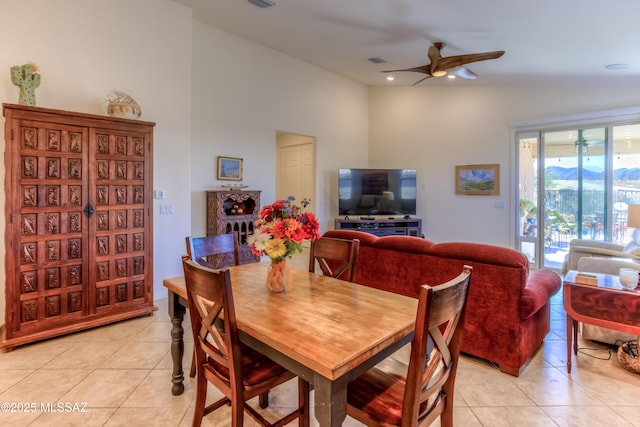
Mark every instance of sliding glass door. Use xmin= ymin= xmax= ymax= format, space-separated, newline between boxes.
xmin=543 ymin=128 xmax=607 ymax=270
xmin=517 ymin=122 xmax=640 ymax=270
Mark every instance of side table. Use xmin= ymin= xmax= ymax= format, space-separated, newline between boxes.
xmin=563 ymin=270 xmax=640 ymax=373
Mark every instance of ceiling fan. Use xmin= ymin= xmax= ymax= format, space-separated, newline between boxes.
xmin=383 ymin=42 xmax=505 ymax=85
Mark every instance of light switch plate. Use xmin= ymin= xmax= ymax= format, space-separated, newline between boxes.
xmin=160 ymin=204 xmax=174 ymax=214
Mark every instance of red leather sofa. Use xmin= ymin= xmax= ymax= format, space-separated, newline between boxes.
xmin=323 ymin=230 xmax=561 ymax=376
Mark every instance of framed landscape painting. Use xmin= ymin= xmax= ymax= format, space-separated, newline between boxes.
xmin=455 ymin=164 xmax=500 ymax=196
xmin=217 ymin=156 xmax=243 ymax=181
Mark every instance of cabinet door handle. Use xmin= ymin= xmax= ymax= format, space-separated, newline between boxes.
xmin=83 ymin=203 xmax=95 ymax=218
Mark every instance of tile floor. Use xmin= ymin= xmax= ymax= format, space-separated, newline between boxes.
xmin=1 ymin=283 xmax=640 ymax=426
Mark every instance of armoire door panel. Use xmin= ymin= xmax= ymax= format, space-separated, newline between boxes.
xmin=9 ymin=120 xmax=91 ymax=334
xmin=89 ymin=128 xmax=151 ymax=314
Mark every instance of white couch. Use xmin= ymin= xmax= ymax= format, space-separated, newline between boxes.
xmin=561 ymin=238 xmax=640 ymax=275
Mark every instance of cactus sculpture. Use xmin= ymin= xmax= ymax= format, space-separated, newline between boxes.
xmin=11 ymin=63 xmax=41 ymax=106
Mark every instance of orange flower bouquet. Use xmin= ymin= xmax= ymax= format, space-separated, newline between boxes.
xmin=248 ymin=196 xmax=320 ymax=291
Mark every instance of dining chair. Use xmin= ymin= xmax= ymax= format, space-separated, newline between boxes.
xmin=308 ymin=236 xmax=360 ymax=282
xmin=182 ymin=258 xmax=310 ymax=427
xmin=185 ymin=232 xmax=240 ymax=269
xmin=346 ymin=265 xmax=473 ymax=427
xmin=185 ymin=233 xmax=241 ymax=378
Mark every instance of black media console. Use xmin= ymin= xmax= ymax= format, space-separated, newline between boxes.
xmin=335 ymin=217 xmax=422 ymax=237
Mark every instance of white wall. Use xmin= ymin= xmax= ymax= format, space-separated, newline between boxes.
xmin=189 ymin=22 xmax=369 ymax=236
xmin=0 ymin=0 xmax=193 ymax=318
xmin=369 ymin=80 xmax=640 ymax=246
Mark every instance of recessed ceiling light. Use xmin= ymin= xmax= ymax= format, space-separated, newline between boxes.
xmin=386 ymin=76 xmax=394 ymax=81
xmin=605 ymin=63 xmax=630 ymax=71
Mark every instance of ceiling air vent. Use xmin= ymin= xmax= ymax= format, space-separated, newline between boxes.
xmin=248 ymin=0 xmax=276 ymax=8
xmin=368 ymin=57 xmax=386 ymax=64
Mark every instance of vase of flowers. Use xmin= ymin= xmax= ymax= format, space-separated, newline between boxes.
xmin=248 ymin=196 xmax=320 ymax=292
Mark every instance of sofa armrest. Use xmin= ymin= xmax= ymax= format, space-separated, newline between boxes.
xmin=519 ymin=269 xmax=561 ymax=320
xmin=570 ymin=247 xmax=639 ymax=259
xmin=561 ymin=239 xmax=634 ymax=274
xmin=577 ymin=257 xmax=640 ymax=275
xmin=568 ymin=239 xmax=625 ymax=252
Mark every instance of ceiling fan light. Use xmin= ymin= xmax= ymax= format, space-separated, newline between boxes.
xmin=447 ymin=74 xmax=456 ymax=79
xmin=432 ymin=70 xmax=447 ymax=77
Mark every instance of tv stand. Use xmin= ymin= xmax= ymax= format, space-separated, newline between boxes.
xmin=335 ymin=217 xmax=422 ymax=237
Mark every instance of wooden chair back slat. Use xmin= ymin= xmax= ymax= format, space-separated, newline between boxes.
xmin=309 ymin=237 xmax=360 ymax=282
xmin=186 ymin=233 xmax=240 ymax=269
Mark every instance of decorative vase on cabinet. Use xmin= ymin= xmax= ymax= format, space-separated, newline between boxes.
xmin=206 ymin=190 xmax=261 ymax=264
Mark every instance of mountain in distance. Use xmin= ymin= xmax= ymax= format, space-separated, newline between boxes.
xmin=546 ymin=165 xmax=640 ymax=180
xmin=614 ymin=168 xmax=640 ymax=180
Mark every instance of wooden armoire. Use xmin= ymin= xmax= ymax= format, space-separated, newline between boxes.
xmin=2 ymin=104 xmax=155 ymax=350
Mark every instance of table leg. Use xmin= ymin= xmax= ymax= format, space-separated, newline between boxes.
xmin=572 ymin=319 xmax=579 ymax=355
xmin=168 ymin=290 xmax=186 ymax=395
xmin=566 ymin=314 xmax=573 ymax=374
xmin=313 ymin=374 xmax=347 ymax=427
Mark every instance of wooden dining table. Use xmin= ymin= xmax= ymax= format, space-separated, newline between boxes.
xmin=163 ymin=261 xmax=418 ymax=427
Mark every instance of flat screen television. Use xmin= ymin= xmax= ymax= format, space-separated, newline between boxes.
xmin=338 ymin=168 xmax=417 ymax=216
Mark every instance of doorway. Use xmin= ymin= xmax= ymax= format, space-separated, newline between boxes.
xmin=276 ymin=131 xmax=316 ymax=269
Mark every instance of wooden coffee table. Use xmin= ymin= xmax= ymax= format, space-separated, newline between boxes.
xmin=563 ymin=270 xmax=640 ymax=373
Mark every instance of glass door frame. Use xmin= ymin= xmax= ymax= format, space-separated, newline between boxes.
xmin=516 ymin=131 xmax=541 ymax=268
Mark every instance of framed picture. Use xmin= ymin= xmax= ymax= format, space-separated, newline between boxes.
xmin=217 ymin=156 xmax=243 ymax=181
xmin=455 ymin=164 xmax=500 ymax=196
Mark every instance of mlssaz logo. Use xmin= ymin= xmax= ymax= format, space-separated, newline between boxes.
xmin=40 ymin=402 xmax=88 ymax=413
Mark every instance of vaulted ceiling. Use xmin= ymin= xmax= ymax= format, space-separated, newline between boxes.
xmin=175 ymin=0 xmax=640 ymax=86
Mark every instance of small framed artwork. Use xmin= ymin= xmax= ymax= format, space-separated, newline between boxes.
xmin=217 ymin=156 xmax=243 ymax=181
xmin=455 ymin=163 xmax=500 ymax=196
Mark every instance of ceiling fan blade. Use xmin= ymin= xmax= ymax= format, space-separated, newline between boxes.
xmin=437 ymin=50 xmax=505 ymax=71
xmin=383 ymin=64 xmax=432 ymax=76
xmin=411 ymin=75 xmax=432 ymax=86
xmin=449 ymin=66 xmax=477 ymax=80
